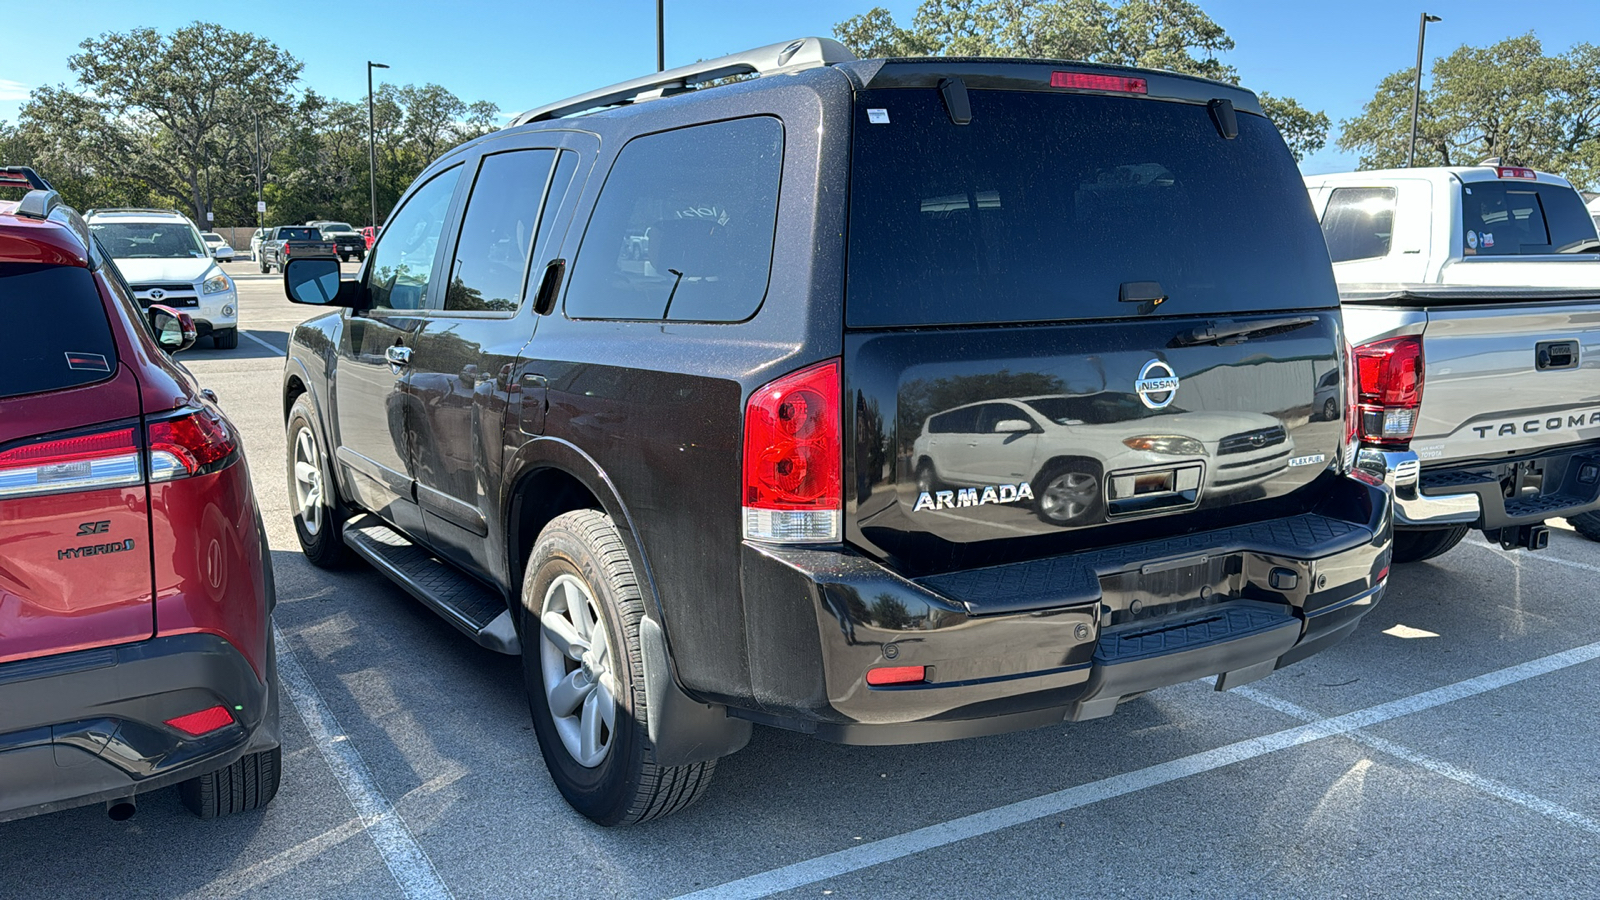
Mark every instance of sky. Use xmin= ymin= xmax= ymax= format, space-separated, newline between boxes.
xmin=2 ymin=0 xmax=1597 ymax=175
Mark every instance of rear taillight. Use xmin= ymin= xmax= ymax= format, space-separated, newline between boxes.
xmin=1352 ymin=336 xmax=1424 ymax=448
xmin=148 ymin=408 xmax=238 ymax=481
xmin=742 ymin=360 xmax=842 ymax=543
xmin=0 ymin=427 xmax=142 ymax=499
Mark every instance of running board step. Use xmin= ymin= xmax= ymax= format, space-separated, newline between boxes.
xmin=343 ymin=515 xmax=520 ymax=654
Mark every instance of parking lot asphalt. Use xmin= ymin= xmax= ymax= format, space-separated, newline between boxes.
xmin=5 ymin=261 xmax=1600 ymax=898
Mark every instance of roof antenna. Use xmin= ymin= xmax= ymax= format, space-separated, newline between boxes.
xmin=939 ymin=77 xmax=972 ymax=125
xmin=1208 ymin=98 xmax=1238 ymax=140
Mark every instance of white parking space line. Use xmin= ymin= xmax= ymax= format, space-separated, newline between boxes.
xmin=242 ymin=330 xmax=287 ymax=356
xmin=674 ymin=638 xmax=1600 ymax=900
xmin=1235 ymin=687 xmax=1600 ymax=839
xmin=274 ymin=626 xmax=454 ymax=900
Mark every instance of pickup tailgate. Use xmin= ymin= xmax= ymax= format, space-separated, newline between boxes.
xmin=842 ymin=79 xmax=1349 ymax=577
xmin=1342 ymin=286 xmax=1600 ymax=466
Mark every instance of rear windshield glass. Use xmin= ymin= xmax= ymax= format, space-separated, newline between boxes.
xmin=846 ymin=89 xmax=1339 ymax=327
xmin=1461 ymin=181 xmax=1599 ymax=255
xmin=278 ymin=227 xmax=321 ymax=241
xmin=0 ymin=263 xmax=118 ymax=399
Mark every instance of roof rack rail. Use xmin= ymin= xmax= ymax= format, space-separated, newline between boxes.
xmin=510 ymin=36 xmax=857 ymax=126
xmin=0 ymin=166 xmax=53 ymax=191
xmin=16 ymin=189 xmax=63 ymax=221
xmin=83 ymin=207 xmax=188 ymax=218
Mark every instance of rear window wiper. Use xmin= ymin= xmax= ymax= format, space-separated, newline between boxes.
xmin=1171 ymin=315 xmax=1318 ymax=347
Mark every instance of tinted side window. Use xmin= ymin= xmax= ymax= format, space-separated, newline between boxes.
xmin=445 ymin=149 xmax=558 ymax=312
xmin=367 ymin=165 xmax=462 ymax=311
xmin=1321 ymin=187 xmax=1396 ymax=263
xmin=565 ymin=117 xmax=783 ymax=322
xmin=928 ymin=407 xmax=980 ymax=434
xmin=0 ymin=264 xmax=118 ymax=400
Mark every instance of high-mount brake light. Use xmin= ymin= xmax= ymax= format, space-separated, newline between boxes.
xmin=0 ymin=428 xmax=142 ymax=499
xmin=148 ymin=408 xmax=237 ymax=481
xmin=1495 ymin=166 xmax=1537 ymax=180
xmin=1051 ymin=72 xmax=1148 ymax=94
xmin=1352 ymin=336 xmax=1424 ymax=448
xmin=742 ymin=360 xmax=842 ymax=543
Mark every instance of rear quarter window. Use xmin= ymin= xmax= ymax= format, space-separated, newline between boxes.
xmin=0 ymin=263 xmax=118 ymax=399
xmin=1321 ymin=187 xmax=1396 ymax=262
xmin=564 ymin=116 xmax=784 ymax=323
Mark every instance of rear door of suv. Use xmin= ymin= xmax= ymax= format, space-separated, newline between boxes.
xmin=0 ymin=239 xmax=153 ymax=663
xmin=842 ymin=71 xmax=1349 ymax=578
xmin=404 ymin=132 xmax=591 ymax=577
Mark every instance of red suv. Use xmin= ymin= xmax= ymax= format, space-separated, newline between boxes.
xmin=0 ymin=181 xmax=280 ymax=823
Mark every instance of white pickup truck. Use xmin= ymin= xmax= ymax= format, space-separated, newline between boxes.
xmin=1305 ymin=164 xmax=1600 ymax=561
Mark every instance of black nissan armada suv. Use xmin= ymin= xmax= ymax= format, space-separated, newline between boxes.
xmin=279 ymin=38 xmax=1394 ymax=825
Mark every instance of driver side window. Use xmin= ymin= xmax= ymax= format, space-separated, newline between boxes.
xmin=366 ymin=165 xmax=462 ymax=311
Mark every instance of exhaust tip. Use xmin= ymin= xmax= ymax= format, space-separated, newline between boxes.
xmin=107 ymin=799 xmax=136 ymax=821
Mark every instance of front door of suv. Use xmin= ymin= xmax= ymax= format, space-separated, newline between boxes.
xmin=406 ymin=136 xmax=589 ymax=578
xmin=333 ymin=164 xmax=463 ymax=537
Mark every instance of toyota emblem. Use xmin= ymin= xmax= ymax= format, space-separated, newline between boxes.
xmin=1134 ymin=359 xmax=1180 ymax=409
xmin=148 ymin=289 xmax=165 ymax=300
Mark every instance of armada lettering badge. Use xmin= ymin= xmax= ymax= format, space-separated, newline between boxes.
xmin=1135 ymin=359 xmax=1180 ymax=409
xmin=914 ymin=482 xmax=1035 ymax=512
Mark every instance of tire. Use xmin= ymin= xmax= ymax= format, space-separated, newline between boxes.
xmin=1322 ymin=398 xmax=1338 ymax=422
xmin=1568 ymin=512 xmax=1600 ymax=543
xmin=339 ymin=254 xmax=350 ymax=263
xmin=1033 ymin=458 xmax=1103 ymax=526
xmin=179 ymin=746 xmax=281 ymax=819
xmin=287 ymin=394 xmax=349 ymax=568
xmin=914 ymin=458 xmax=943 ymax=495
xmin=1391 ymin=526 xmax=1470 ymax=564
xmin=522 ymin=509 xmax=717 ymax=826
xmin=258 ymin=256 xmax=269 ymax=274
xmin=212 ymin=328 xmax=239 ymax=350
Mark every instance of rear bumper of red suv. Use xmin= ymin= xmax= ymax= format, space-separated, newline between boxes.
xmin=0 ymin=630 xmax=278 ymax=823
xmin=731 ymin=476 xmax=1392 ymax=744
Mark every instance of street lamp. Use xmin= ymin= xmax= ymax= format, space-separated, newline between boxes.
xmin=368 ymin=61 xmax=390 ymax=232
xmin=656 ymin=0 xmax=665 ymax=72
xmin=1407 ymin=13 xmax=1441 ymax=168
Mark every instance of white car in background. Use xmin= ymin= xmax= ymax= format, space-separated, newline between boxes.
xmin=87 ymin=208 xmax=240 ymax=349
xmin=200 ymin=231 xmax=235 ymax=262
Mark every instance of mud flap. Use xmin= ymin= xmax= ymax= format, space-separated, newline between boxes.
xmin=639 ymin=617 xmax=751 ymax=767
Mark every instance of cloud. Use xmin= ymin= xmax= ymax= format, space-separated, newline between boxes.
xmin=0 ymin=79 xmax=29 ymax=101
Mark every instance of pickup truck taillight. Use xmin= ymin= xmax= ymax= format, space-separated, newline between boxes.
xmin=1352 ymin=336 xmax=1424 ymax=448
xmin=742 ymin=360 xmax=841 ymax=543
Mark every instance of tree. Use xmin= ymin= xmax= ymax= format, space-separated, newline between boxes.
xmin=1339 ymin=34 xmax=1600 ymax=188
xmin=833 ymin=0 xmax=1330 ymax=160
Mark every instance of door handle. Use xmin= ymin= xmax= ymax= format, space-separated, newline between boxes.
xmin=385 ymin=345 xmax=412 ymax=367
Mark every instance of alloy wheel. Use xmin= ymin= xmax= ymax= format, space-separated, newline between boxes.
xmin=292 ymin=425 xmax=325 ymax=536
xmin=1041 ymin=471 xmax=1097 ymax=522
xmin=539 ymin=573 xmax=618 ymax=768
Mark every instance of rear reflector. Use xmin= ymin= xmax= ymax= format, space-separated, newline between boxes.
xmin=0 ymin=427 xmax=142 ymax=499
xmin=148 ymin=408 xmax=237 ymax=481
xmin=1353 ymin=336 xmax=1424 ymax=448
xmin=866 ymin=665 xmax=926 ymax=686
xmin=164 ymin=705 xmax=235 ymax=736
xmin=1495 ymin=166 xmax=1536 ymax=180
xmin=1051 ymin=72 xmax=1148 ymax=94
xmin=742 ymin=360 xmax=842 ymax=543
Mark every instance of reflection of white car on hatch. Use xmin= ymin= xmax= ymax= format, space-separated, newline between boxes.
xmin=911 ymin=394 xmax=1294 ymax=526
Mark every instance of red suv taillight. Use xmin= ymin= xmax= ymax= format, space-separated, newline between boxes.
xmin=1352 ymin=336 xmax=1424 ymax=448
xmin=0 ymin=426 xmax=143 ymax=499
xmin=742 ymin=360 xmax=842 ymax=543
xmin=148 ymin=408 xmax=238 ymax=481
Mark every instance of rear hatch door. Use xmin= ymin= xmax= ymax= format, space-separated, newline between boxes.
xmin=842 ymin=76 xmax=1347 ymax=576
xmin=0 ymin=259 xmax=153 ymax=664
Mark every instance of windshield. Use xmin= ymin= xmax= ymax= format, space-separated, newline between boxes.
xmin=846 ymin=89 xmax=1339 ymax=327
xmin=202 ymin=233 xmax=223 ymax=241
xmin=318 ymin=222 xmax=355 ymax=233
xmin=1460 ymin=181 xmax=1600 ymax=255
xmin=89 ymin=221 xmax=209 ymax=260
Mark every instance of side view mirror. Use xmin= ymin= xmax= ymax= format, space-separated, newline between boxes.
xmin=284 ymin=256 xmax=358 ymax=307
xmin=993 ymin=419 xmax=1035 ymax=434
xmin=148 ymin=304 xmax=197 ymax=354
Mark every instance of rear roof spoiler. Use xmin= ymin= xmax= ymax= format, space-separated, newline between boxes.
xmin=0 ymin=166 xmax=52 ymax=191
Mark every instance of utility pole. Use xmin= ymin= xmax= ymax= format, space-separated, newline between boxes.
xmin=255 ymin=114 xmax=263 ymax=231
xmin=368 ymin=61 xmax=390 ymax=230
xmin=1407 ymin=13 xmax=1441 ymax=168
xmin=656 ymin=0 xmax=665 ymax=72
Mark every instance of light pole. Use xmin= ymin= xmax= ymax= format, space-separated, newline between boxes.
xmin=367 ymin=61 xmax=390 ymax=230
xmin=656 ymin=0 xmax=665 ymax=72
xmin=1407 ymin=13 xmax=1441 ymax=167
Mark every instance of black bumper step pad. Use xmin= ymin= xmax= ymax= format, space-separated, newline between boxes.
xmin=1095 ymin=602 xmax=1295 ymax=665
